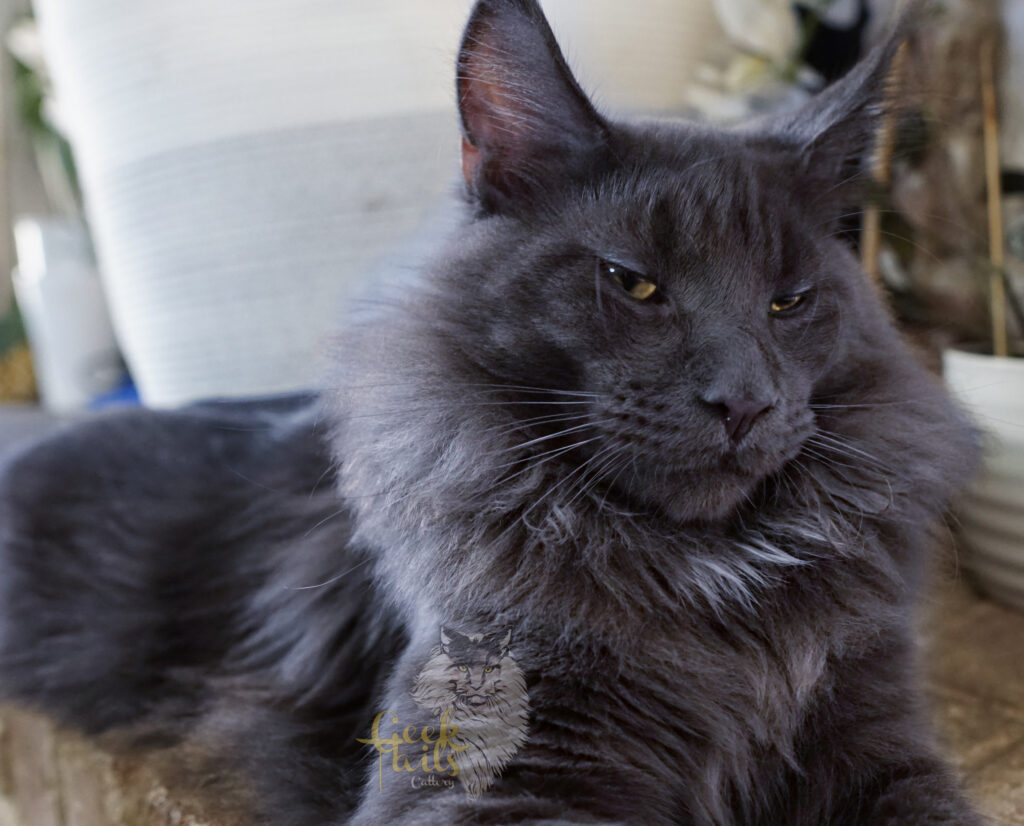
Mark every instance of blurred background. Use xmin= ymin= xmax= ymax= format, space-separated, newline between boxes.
xmin=0 ymin=0 xmax=1022 ymax=823
xmin=3 ymin=0 xmax=1017 ymax=413
xmin=0 ymin=0 xmax=1018 ymax=405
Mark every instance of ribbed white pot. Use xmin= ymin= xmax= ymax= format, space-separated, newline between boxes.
xmin=943 ymin=348 xmax=1024 ymax=611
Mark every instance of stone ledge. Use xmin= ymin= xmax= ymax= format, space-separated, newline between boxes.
xmin=0 ymin=706 xmax=218 ymax=826
xmin=3 ymin=571 xmax=1024 ymax=826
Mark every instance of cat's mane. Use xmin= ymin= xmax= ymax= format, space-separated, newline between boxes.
xmin=328 ymin=219 xmax=972 ymax=641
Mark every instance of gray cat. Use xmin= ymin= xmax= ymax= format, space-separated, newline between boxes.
xmin=0 ymin=0 xmax=985 ymax=824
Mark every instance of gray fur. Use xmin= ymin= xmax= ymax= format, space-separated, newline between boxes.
xmin=336 ymin=1 xmax=983 ymax=823
xmin=0 ymin=1 xmax=984 ymax=824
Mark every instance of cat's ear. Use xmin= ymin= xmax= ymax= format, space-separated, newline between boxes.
xmin=763 ymin=11 xmax=917 ymax=212
xmin=440 ymin=626 xmax=454 ymax=652
xmin=489 ymin=628 xmax=512 ymax=657
xmin=457 ymin=0 xmax=610 ymax=213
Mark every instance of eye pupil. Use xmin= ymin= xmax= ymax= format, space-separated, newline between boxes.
xmin=770 ymin=294 xmax=805 ymax=314
xmin=602 ymin=260 xmax=658 ymax=301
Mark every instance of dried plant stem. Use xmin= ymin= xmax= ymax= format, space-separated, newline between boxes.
xmin=981 ymin=37 xmax=1009 ymax=358
xmin=861 ymin=207 xmax=882 ymax=286
xmin=862 ymin=42 xmax=909 ymax=293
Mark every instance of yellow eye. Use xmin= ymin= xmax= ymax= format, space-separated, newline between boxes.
xmin=457 ymin=665 xmax=468 ymax=672
xmin=602 ymin=261 xmax=658 ymax=301
xmin=627 ymin=281 xmax=658 ymax=300
xmin=770 ymin=294 xmax=805 ymax=314
xmin=484 ymin=666 xmax=494 ymax=673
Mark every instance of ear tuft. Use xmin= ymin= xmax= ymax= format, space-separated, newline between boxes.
xmin=804 ymin=37 xmax=910 ymax=182
xmin=765 ymin=1 xmax=926 ymax=208
xmin=457 ymin=0 xmax=609 ymax=213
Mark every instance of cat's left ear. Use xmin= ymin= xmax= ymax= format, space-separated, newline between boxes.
xmin=495 ymin=628 xmax=512 ymax=657
xmin=457 ymin=0 xmax=610 ymax=213
xmin=763 ymin=9 xmax=918 ymax=212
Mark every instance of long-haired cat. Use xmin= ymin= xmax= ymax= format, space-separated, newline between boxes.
xmin=0 ymin=1 xmax=984 ymax=824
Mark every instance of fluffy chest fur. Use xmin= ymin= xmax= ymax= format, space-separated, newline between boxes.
xmin=333 ymin=337 xmax=945 ymax=826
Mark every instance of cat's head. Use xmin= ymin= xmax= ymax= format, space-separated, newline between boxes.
xmin=418 ymin=0 xmax=914 ymax=522
xmin=437 ymin=627 xmax=512 ymax=708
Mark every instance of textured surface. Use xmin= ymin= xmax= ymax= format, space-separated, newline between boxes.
xmin=0 ymin=709 xmax=219 ymax=826
xmin=924 ymin=572 xmax=1024 ymax=825
xmin=0 ymin=571 xmax=1020 ymax=825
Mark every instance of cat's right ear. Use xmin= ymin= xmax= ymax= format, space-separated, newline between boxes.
xmin=440 ymin=626 xmax=453 ymax=652
xmin=457 ymin=0 xmax=610 ymax=213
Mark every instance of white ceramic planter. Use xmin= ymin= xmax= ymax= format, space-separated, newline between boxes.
xmin=943 ymin=348 xmax=1024 ymax=611
xmin=12 ymin=217 xmax=126 ymax=411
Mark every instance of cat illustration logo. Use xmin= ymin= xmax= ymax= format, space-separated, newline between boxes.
xmin=358 ymin=627 xmax=530 ymax=797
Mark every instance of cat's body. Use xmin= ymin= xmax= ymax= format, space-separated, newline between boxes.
xmin=0 ymin=394 xmax=406 ymax=821
xmin=0 ymin=1 xmax=985 ymax=824
xmin=333 ymin=222 xmax=978 ymax=824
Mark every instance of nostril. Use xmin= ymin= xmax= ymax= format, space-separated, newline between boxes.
xmin=703 ymin=396 xmax=773 ymax=443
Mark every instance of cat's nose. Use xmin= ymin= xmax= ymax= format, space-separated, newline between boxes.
xmin=702 ymin=395 xmax=773 ymax=443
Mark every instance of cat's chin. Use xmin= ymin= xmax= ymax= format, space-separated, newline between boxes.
xmin=652 ymin=472 xmax=760 ymax=524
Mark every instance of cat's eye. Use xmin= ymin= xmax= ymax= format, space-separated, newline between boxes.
xmin=769 ymin=292 xmax=807 ymax=315
xmin=457 ymin=665 xmax=468 ymax=672
xmin=600 ymin=260 xmax=658 ymax=301
xmin=484 ymin=666 xmax=494 ymax=673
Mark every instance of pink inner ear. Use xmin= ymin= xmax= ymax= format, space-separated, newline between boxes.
xmin=459 ymin=42 xmax=541 ymax=189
